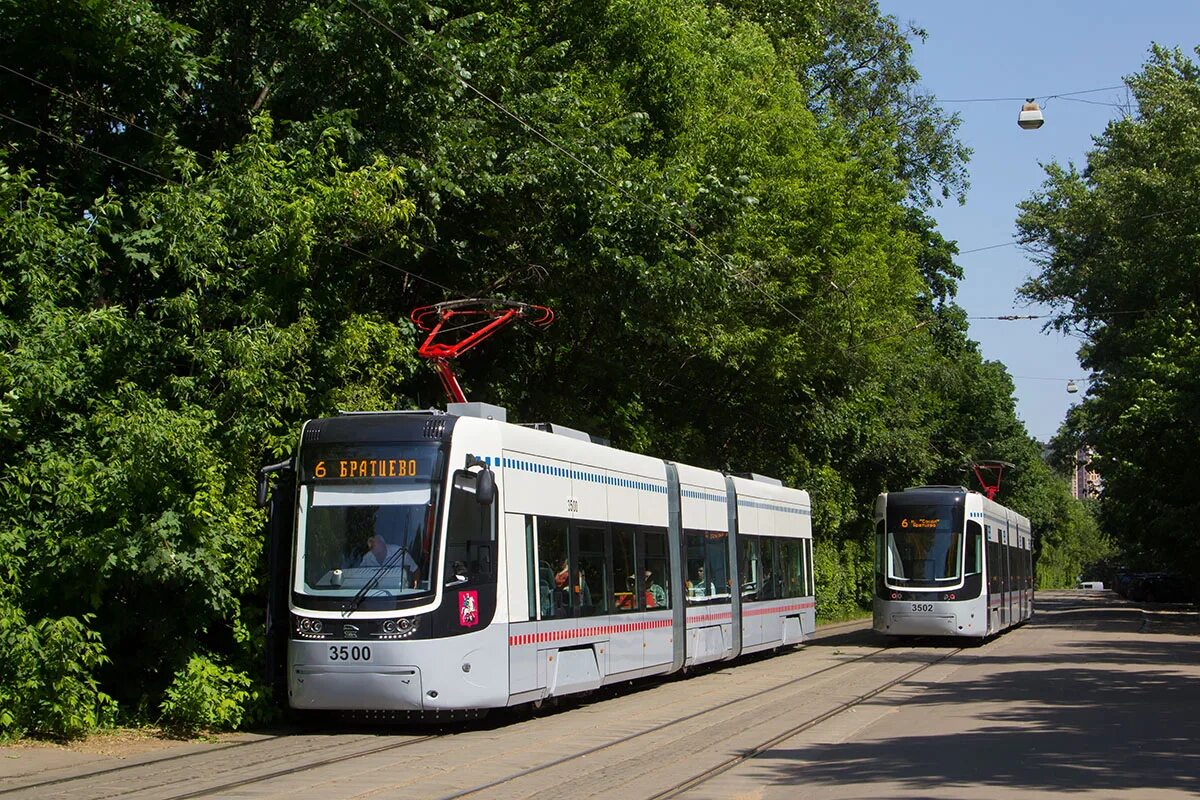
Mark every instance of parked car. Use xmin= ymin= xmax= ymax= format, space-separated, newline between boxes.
xmin=1127 ymin=572 xmax=1192 ymax=603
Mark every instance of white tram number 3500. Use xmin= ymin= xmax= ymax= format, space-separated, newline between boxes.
xmin=328 ymin=645 xmax=373 ymax=662
xmin=910 ymin=603 xmax=934 ymax=612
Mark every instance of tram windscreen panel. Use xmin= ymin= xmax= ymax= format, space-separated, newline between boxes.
xmin=885 ymin=501 xmax=965 ymax=585
xmin=300 ymin=485 xmax=435 ymax=598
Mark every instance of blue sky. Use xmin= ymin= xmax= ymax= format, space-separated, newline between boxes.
xmin=877 ymin=1 xmax=1200 ymax=442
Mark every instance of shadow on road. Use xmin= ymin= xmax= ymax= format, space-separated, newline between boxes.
xmin=754 ymin=593 xmax=1200 ymax=795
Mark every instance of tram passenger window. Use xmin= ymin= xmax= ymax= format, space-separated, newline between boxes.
xmin=577 ymin=525 xmax=608 ymax=616
xmin=705 ymin=531 xmax=730 ymax=599
xmin=739 ymin=536 xmax=760 ymax=598
xmin=986 ymin=539 xmax=999 ymax=595
xmin=526 ymin=516 xmax=537 ymax=621
xmin=808 ymin=539 xmax=815 ymax=596
xmin=799 ymin=539 xmax=811 ymax=596
xmin=758 ymin=539 xmax=778 ymax=601
xmin=613 ymin=525 xmax=637 ymax=613
xmin=538 ymin=516 xmax=571 ymax=619
xmin=685 ymin=532 xmax=709 ymax=601
xmin=779 ymin=540 xmax=802 ymax=598
xmin=965 ymin=521 xmax=982 ymax=575
xmin=640 ymin=528 xmax=670 ymax=609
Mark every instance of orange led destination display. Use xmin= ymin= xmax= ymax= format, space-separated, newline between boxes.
xmin=301 ymin=445 xmax=437 ymax=483
xmin=313 ymin=458 xmax=419 ymax=480
xmin=899 ymin=517 xmax=940 ymax=530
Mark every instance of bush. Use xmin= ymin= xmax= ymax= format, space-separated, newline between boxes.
xmin=815 ymin=537 xmax=873 ymax=622
xmin=159 ymin=655 xmax=253 ymax=736
xmin=0 ymin=608 xmax=114 ymax=741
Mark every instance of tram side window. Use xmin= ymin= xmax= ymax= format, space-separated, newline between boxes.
xmin=779 ymin=539 xmax=801 ymax=598
xmin=986 ymin=537 xmax=999 ymax=596
xmin=686 ymin=530 xmax=730 ymax=602
xmin=639 ymin=528 xmax=670 ymax=609
xmin=758 ymin=538 xmax=779 ymax=601
xmin=613 ymin=525 xmax=637 ymax=613
xmin=965 ymin=521 xmax=982 ymax=575
xmin=537 ymin=516 xmax=572 ymax=619
xmin=577 ymin=524 xmax=609 ymax=617
xmin=1007 ymin=543 xmax=1017 ymax=593
xmin=444 ymin=470 xmax=497 ymax=583
xmin=803 ymin=539 xmax=814 ymax=597
xmin=739 ymin=535 xmax=760 ymax=598
xmin=526 ymin=516 xmax=537 ymax=621
xmin=706 ymin=531 xmax=730 ymax=599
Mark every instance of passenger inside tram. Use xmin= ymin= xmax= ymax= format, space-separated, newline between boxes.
xmin=645 ymin=570 xmax=667 ymax=608
xmin=687 ymin=565 xmax=715 ymax=599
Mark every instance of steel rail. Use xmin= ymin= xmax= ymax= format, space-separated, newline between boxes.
xmin=439 ymin=632 xmax=894 ymax=800
xmin=648 ymin=647 xmax=966 ymax=799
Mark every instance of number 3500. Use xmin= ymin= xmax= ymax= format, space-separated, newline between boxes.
xmin=329 ymin=645 xmax=371 ymax=662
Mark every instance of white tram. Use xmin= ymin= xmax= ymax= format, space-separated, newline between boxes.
xmin=872 ymin=486 xmax=1034 ymax=638
xmin=260 ymin=402 xmax=814 ymax=714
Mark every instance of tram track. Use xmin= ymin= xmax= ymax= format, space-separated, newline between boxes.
xmin=0 ymin=735 xmax=286 ymax=796
xmin=438 ymin=636 xmax=915 ymax=800
xmin=1 ymin=619 xmax=876 ymax=800
xmin=0 ymin=732 xmax=435 ymax=800
xmin=648 ymin=646 xmax=966 ymax=799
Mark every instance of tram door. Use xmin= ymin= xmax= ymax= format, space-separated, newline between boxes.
xmin=1004 ymin=522 xmax=1014 ymax=626
xmin=1000 ymin=524 xmax=1010 ymax=627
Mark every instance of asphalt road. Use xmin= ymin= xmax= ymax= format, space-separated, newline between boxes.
xmin=689 ymin=591 xmax=1200 ymax=799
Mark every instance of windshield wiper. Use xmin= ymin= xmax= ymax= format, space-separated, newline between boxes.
xmin=347 ymin=545 xmax=409 ymax=613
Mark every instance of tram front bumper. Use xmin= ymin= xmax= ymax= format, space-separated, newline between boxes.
xmin=290 ymin=662 xmax=425 ymax=710
xmin=882 ymin=612 xmax=969 ymax=637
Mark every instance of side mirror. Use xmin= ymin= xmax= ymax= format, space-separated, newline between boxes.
xmin=257 ymin=459 xmax=292 ymax=508
xmin=476 ymin=466 xmax=496 ymax=505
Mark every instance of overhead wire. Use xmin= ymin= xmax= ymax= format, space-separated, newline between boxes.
xmin=0 ymin=104 xmax=458 ymax=293
xmin=0 ymin=108 xmax=175 ymax=184
xmin=342 ymin=0 xmax=824 ymax=341
xmin=940 ymin=85 xmax=1125 ymax=104
xmin=0 ymin=62 xmax=214 ymax=164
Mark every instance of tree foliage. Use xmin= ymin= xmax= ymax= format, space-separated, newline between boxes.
xmin=1018 ymin=44 xmax=1200 ymax=578
xmin=0 ymin=0 xmax=1096 ymax=737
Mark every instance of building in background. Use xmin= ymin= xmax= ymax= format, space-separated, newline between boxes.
xmin=1072 ymin=447 xmax=1101 ymax=499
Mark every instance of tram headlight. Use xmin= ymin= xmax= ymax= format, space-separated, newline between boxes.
xmin=375 ymin=617 xmax=418 ymax=638
xmin=294 ymin=615 xmax=329 ymax=637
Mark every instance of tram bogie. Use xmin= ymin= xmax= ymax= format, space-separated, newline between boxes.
xmin=262 ymin=404 xmax=815 ymax=714
xmin=873 ymin=486 xmax=1033 ymax=639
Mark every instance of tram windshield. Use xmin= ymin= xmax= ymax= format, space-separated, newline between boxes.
xmin=885 ymin=499 xmax=965 ymax=586
xmin=294 ymin=444 xmax=441 ymax=606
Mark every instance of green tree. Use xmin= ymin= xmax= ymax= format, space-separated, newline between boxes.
xmin=1017 ymin=44 xmax=1200 ymax=579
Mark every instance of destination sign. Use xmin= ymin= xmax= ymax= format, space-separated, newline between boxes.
xmin=300 ymin=444 xmax=438 ymax=483
xmin=315 ymin=458 xmax=418 ymax=480
xmin=900 ymin=517 xmax=940 ymax=530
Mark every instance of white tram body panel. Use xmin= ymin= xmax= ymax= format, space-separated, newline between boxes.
xmin=872 ymin=486 xmax=1033 ymax=639
xmin=728 ymin=475 xmax=815 ymax=654
xmin=270 ymin=407 xmax=814 ymax=713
